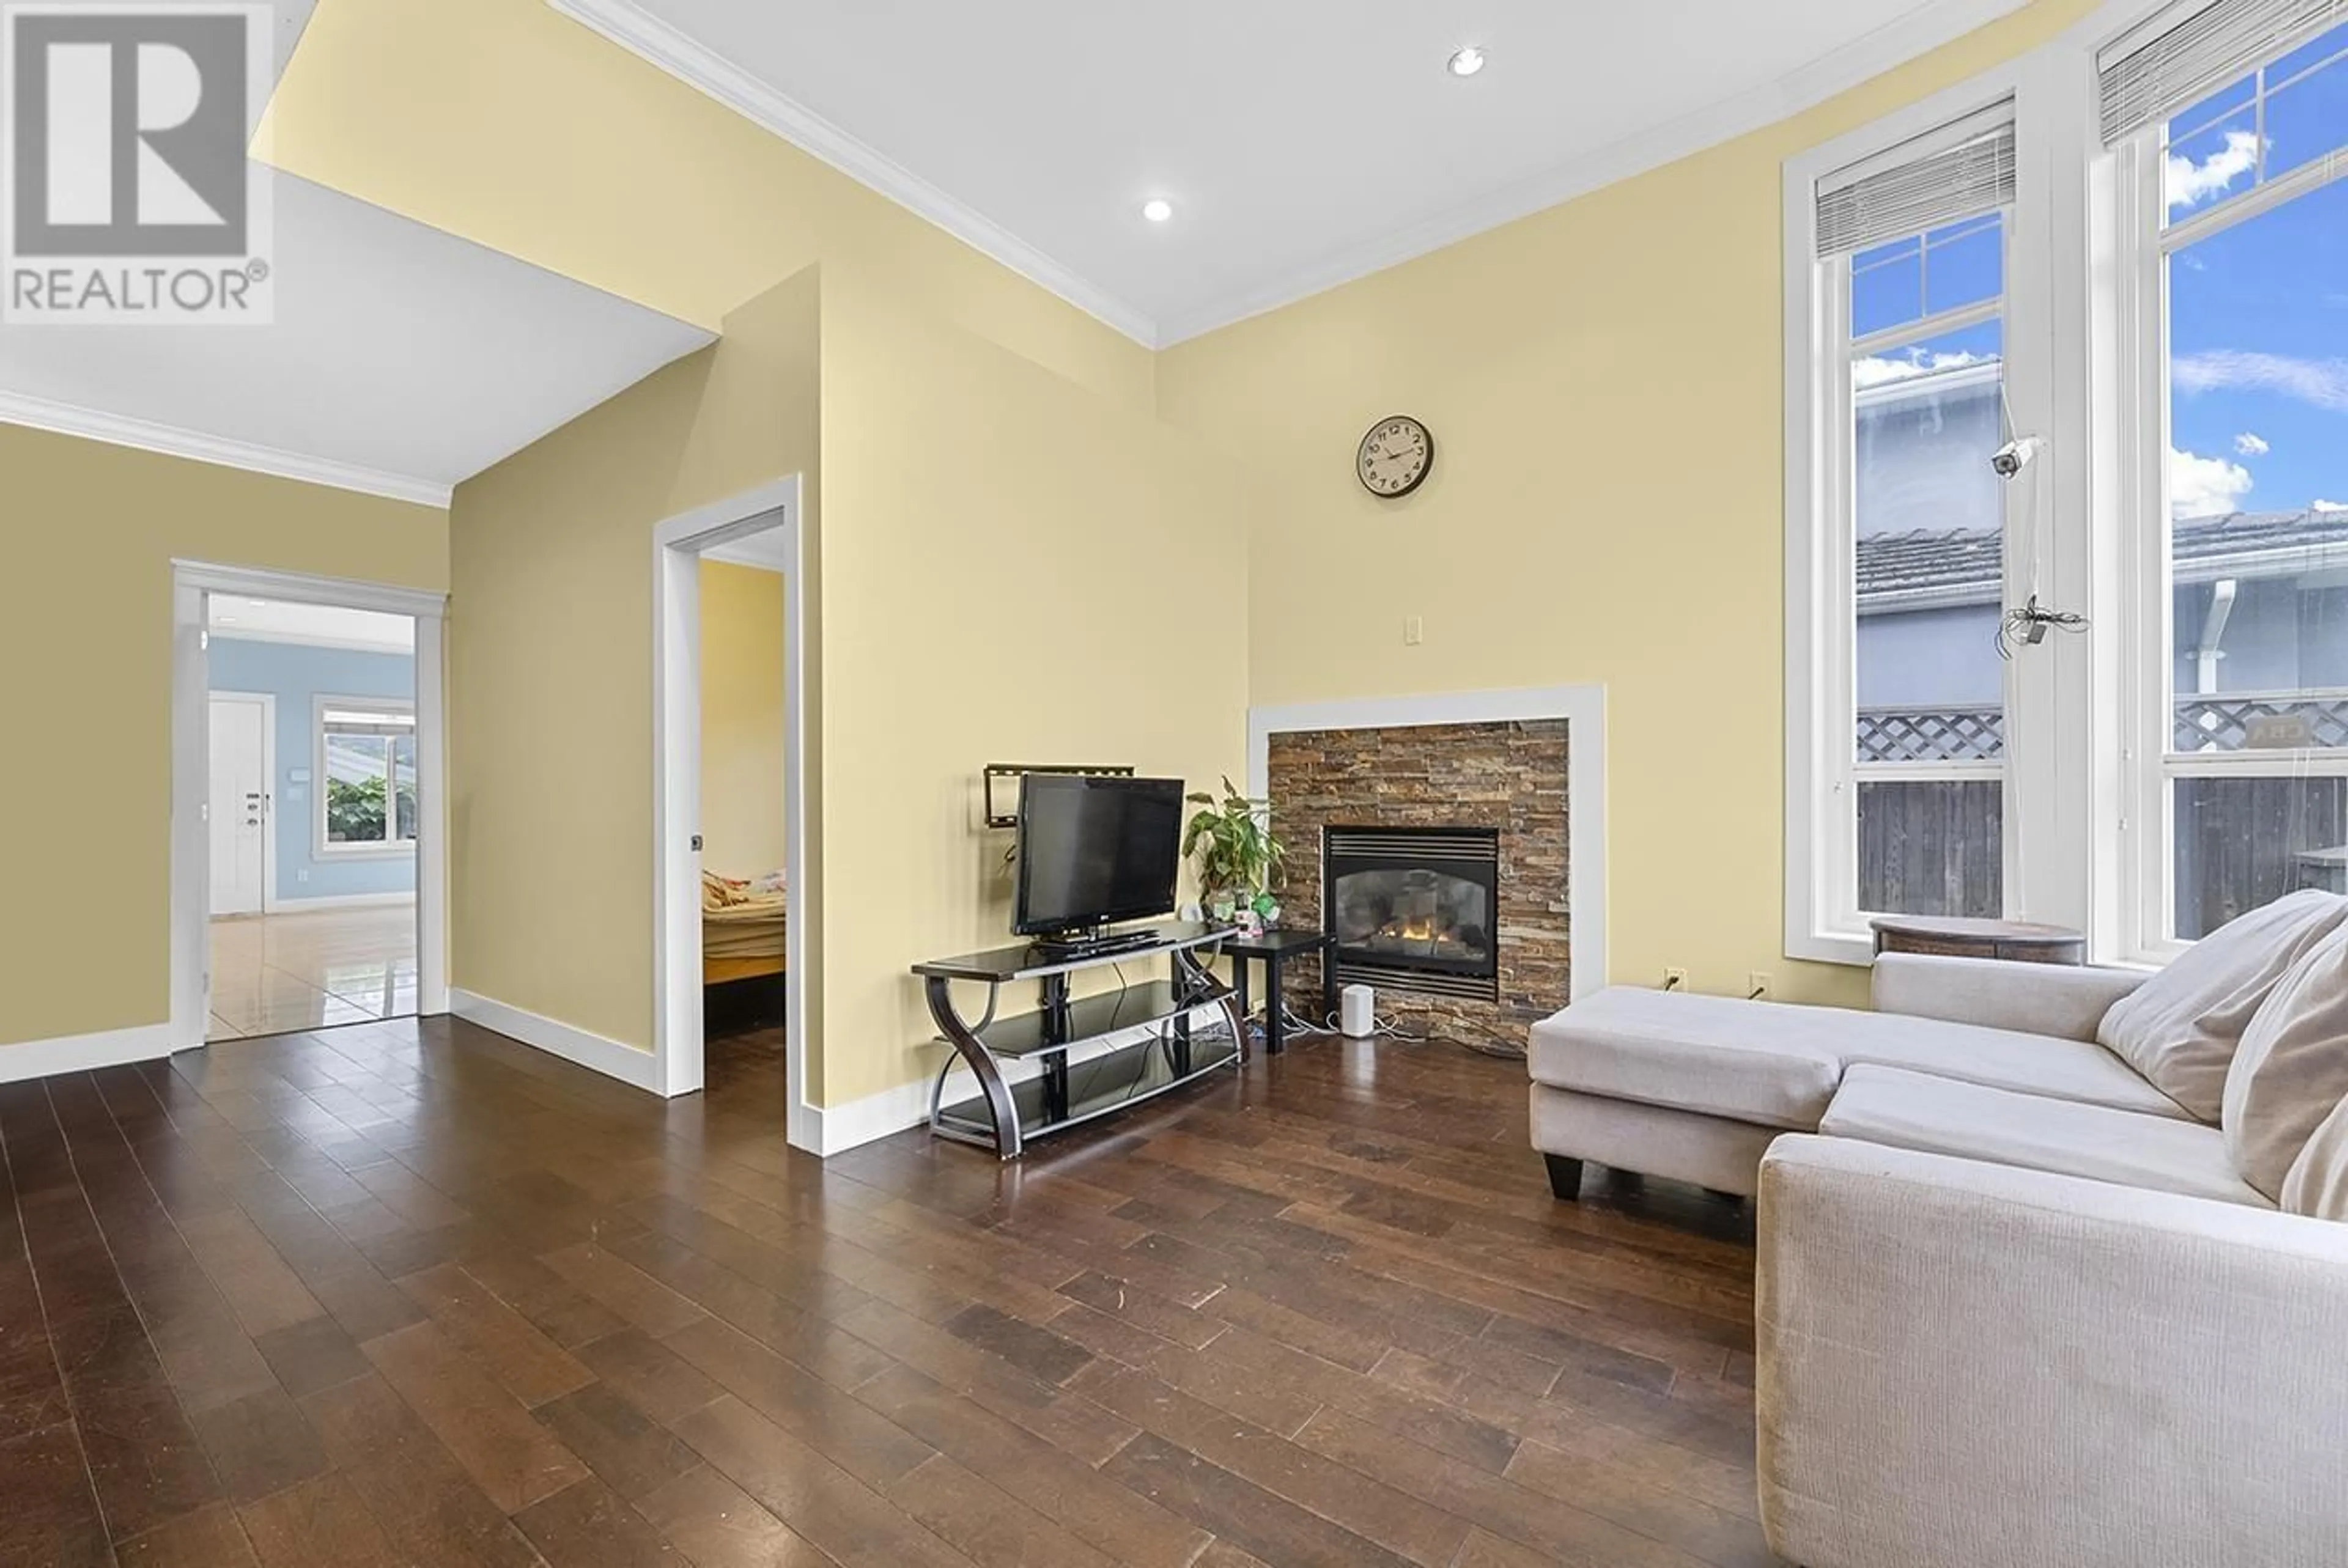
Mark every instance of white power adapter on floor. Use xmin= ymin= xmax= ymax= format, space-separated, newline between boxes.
xmin=1340 ymin=984 xmax=1378 ymax=1038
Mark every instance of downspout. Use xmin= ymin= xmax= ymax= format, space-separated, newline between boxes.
xmin=2196 ymin=578 xmax=2238 ymax=695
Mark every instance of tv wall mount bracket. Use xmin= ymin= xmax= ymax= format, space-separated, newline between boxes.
xmin=982 ymin=763 xmax=1135 ymax=830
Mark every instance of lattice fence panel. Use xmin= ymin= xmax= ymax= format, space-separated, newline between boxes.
xmin=1856 ymin=706 xmax=2005 ymax=762
xmin=2174 ymin=692 xmax=2348 ymax=753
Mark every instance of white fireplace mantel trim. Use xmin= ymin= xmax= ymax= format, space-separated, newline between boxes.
xmin=1246 ymin=685 xmax=1606 ymax=1004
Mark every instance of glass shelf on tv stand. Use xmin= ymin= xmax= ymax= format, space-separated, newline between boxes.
xmin=910 ymin=923 xmax=1246 ymax=1158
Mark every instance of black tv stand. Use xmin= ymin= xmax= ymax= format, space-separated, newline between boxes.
xmin=910 ymin=922 xmax=1244 ymax=1158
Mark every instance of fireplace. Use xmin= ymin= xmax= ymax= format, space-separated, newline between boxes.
xmin=1323 ymin=825 xmax=1502 ymax=1004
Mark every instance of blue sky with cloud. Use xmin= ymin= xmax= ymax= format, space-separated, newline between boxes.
xmin=1848 ymin=31 xmax=2347 ymax=523
xmin=2165 ymin=28 xmax=2348 ymax=518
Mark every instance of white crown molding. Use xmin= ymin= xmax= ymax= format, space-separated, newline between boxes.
xmin=543 ymin=0 xmax=1161 ymax=347
xmin=0 ymin=391 xmax=453 ymax=508
xmin=1148 ymin=0 xmax=2034 ymax=344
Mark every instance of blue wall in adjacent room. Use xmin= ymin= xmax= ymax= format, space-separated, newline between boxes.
xmin=209 ymin=637 xmax=416 ymax=903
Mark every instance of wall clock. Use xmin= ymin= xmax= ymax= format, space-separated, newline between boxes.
xmin=1357 ymin=414 xmax=1434 ymax=498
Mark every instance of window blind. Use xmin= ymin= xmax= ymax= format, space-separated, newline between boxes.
xmin=1815 ymin=104 xmax=2016 ymax=257
xmin=323 ymin=709 xmax=414 ymax=738
xmin=2100 ymin=0 xmax=2348 ymax=144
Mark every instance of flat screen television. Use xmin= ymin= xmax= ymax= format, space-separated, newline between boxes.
xmin=1014 ymin=774 xmax=1185 ymax=937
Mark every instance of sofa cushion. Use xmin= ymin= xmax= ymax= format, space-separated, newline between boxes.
xmin=1820 ymin=1065 xmax=2272 ymax=1209
xmin=2097 ymin=888 xmax=2348 ymax=1122
xmin=1528 ymin=989 xmax=1842 ymax=1130
xmin=1528 ymin=987 xmax=2188 ymax=1132
xmin=2224 ymin=922 xmax=2348 ymax=1201
xmin=1831 ymin=1026 xmax=2190 ymax=1122
xmin=2282 ymin=1093 xmax=2348 ymax=1221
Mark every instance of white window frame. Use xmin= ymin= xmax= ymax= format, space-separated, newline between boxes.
xmin=315 ymin=694 xmax=418 ymax=859
xmin=2108 ymin=18 xmax=2348 ymax=963
xmin=1789 ymin=0 xmax=2348 ymax=971
xmin=1785 ymin=64 xmax=2061 ymax=966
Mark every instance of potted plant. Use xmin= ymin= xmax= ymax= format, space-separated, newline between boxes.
xmin=1183 ymin=777 xmax=1285 ymax=927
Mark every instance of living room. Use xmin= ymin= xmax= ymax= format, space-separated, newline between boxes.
xmin=4 ymin=0 xmax=2344 ymax=1562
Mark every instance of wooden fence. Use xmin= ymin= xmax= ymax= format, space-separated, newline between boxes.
xmin=1858 ymin=779 xmax=2004 ymax=919
xmin=1856 ymin=770 xmax=2348 ymax=934
xmin=2174 ymin=775 xmax=2348 ymax=939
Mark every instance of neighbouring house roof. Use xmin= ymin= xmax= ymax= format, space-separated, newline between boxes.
xmin=1859 ymin=510 xmax=2348 ymax=612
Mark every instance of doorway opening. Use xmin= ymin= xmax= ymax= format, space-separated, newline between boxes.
xmin=651 ymin=477 xmax=812 ymax=1148
xmin=172 ymin=564 xmax=448 ymax=1051
xmin=205 ymin=597 xmax=420 ymax=1039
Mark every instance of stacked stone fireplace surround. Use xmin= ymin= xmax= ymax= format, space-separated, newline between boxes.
xmin=1265 ymin=719 xmax=1569 ymax=1056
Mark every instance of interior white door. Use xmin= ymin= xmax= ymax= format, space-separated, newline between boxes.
xmin=209 ymin=696 xmax=268 ymax=916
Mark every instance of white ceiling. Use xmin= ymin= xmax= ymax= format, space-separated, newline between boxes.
xmin=0 ymin=172 xmax=714 ymax=505
xmin=0 ymin=0 xmax=712 ymax=506
xmin=209 ymin=597 xmax=414 ymax=654
xmin=556 ymin=0 xmax=2029 ymax=345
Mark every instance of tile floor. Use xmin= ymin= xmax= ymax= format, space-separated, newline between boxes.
xmin=207 ymin=904 xmax=418 ymax=1040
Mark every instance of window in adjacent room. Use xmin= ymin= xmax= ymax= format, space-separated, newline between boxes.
xmin=317 ymin=699 xmax=417 ymax=853
xmin=2108 ymin=1 xmax=2348 ymax=951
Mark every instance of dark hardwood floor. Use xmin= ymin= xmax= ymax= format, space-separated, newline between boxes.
xmin=0 ymin=1012 xmax=1778 ymax=1567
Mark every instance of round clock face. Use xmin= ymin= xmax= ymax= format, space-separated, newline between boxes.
xmin=1358 ymin=415 xmax=1434 ymax=498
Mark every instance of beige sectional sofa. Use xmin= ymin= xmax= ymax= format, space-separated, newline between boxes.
xmin=1526 ymin=889 xmax=2348 ymax=1567
xmin=1527 ymin=960 xmax=2166 ymax=1200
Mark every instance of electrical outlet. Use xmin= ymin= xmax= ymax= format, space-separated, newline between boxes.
xmin=1403 ymin=615 xmax=1425 ymax=646
xmin=1662 ymin=966 xmax=1688 ymax=992
xmin=1747 ymin=971 xmax=1773 ymax=1001
xmin=296 ymin=868 xmax=309 ymax=883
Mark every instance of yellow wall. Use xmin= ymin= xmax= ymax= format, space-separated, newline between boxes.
xmin=1156 ymin=0 xmax=2096 ymax=1008
xmin=698 ymin=561 xmax=788 ymax=877
xmin=444 ymin=266 xmax=1245 ymax=1110
xmin=260 ymin=0 xmax=1153 ymax=418
xmin=242 ymin=0 xmax=2094 ymax=1109
xmin=447 ymin=267 xmax=823 ymax=1058
xmin=265 ymin=0 xmax=1246 ymax=1112
xmin=0 ymin=425 xmax=446 ymax=1048
xmin=813 ymin=276 xmax=1249 ymax=1106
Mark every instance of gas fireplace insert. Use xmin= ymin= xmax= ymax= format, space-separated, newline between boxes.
xmin=1322 ymin=825 xmax=1501 ymax=1006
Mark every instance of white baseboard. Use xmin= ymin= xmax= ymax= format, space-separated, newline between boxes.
xmin=0 ymin=1023 xmax=175 ymax=1084
xmin=449 ymin=988 xmax=660 ymax=1093
xmin=265 ymin=891 xmax=418 ymax=913
xmin=808 ymin=1077 xmax=934 ymax=1156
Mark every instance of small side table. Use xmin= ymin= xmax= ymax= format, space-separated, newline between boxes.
xmin=1869 ymin=915 xmax=2086 ymax=965
xmin=1223 ymin=929 xmax=1334 ymax=1055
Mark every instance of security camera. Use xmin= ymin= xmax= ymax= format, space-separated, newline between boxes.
xmin=1991 ymin=436 xmax=2044 ymax=478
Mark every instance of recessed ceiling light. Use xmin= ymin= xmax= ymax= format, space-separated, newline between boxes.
xmin=218 ymin=615 xmax=240 ymax=624
xmin=1447 ymin=46 xmax=1486 ymax=77
xmin=1141 ymin=198 xmax=1173 ymax=223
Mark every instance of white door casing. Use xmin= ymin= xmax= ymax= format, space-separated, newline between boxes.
xmin=208 ymin=695 xmax=269 ymax=915
xmin=171 ymin=562 xmax=449 ymax=1053
xmin=651 ymin=476 xmax=810 ymax=1144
